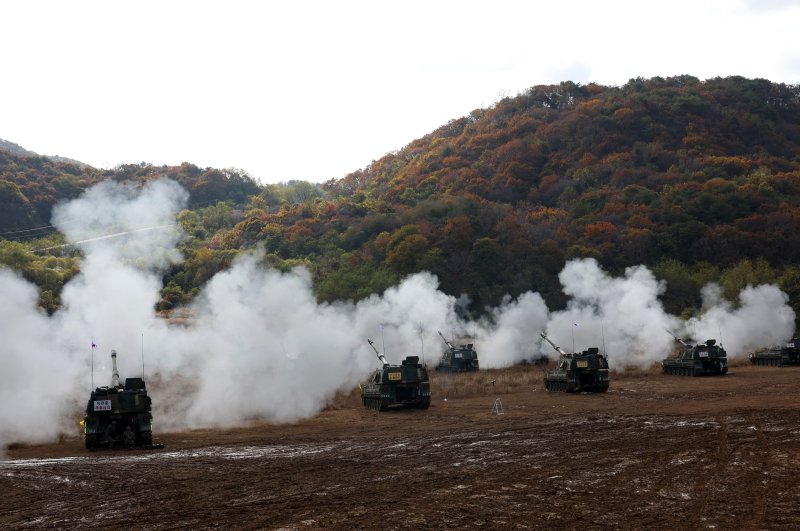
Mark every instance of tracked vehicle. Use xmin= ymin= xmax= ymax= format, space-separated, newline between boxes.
xmin=435 ymin=331 xmax=479 ymax=372
xmin=540 ymin=332 xmax=609 ymax=392
xmin=662 ymin=334 xmax=728 ymax=376
xmin=361 ymin=339 xmax=431 ymax=411
xmin=749 ymin=338 xmax=800 ymax=366
xmin=84 ymin=350 xmax=162 ymax=450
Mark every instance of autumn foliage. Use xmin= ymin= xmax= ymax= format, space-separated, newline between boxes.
xmin=2 ymin=76 xmax=800 ymax=321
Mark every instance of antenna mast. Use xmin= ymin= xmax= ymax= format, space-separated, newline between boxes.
xmin=601 ymin=320 xmax=606 ymax=356
xmin=571 ymin=323 xmax=576 ymax=354
xmin=91 ymin=337 xmax=95 ymax=389
xmin=416 ymin=322 xmax=425 ymax=365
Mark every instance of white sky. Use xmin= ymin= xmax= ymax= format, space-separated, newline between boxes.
xmin=3 ymin=0 xmax=799 ymax=184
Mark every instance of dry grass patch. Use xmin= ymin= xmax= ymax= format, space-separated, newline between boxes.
xmin=431 ymin=364 xmax=550 ymax=399
xmin=324 ymin=386 xmax=363 ymax=410
xmin=610 ymin=362 xmax=663 ymax=378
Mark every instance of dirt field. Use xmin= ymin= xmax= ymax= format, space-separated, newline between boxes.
xmin=3 ymin=364 xmax=800 ymax=530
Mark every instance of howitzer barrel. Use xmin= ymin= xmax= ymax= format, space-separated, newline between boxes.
xmin=367 ymin=339 xmax=388 ymax=366
xmin=666 ymin=330 xmax=690 ymax=347
xmin=110 ymin=350 xmax=120 ymax=388
xmin=437 ymin=330 xmax=455 ymax=349
xmin=540 ymin=332 xmax=569 ymax=356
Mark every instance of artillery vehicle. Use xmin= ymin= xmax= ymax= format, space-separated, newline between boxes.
xmin=361 ymin=339 xmax=431 ymax=411
xmin=662 ymin=333 xmax=728 ymax=376
xmin=435 ymin=330 xmax=479 ymax=372
xmin=749 ymin=338 xmax=800 ymax=366
xmin=84 ymin=350 xmax=161 ymax=450
xmin=540 ymin=332 xmax=609 ymax=392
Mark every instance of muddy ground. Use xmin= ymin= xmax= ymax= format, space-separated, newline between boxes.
xmin=3 ymin=365 xmax=800 ymax=530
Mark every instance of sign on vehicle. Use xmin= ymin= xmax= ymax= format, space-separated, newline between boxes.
xmin=94 ymin=400 xmax=112 ymax=411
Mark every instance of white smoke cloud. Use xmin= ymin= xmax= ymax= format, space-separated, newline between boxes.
xmin=0 ymin=268 xmax=82 ymax=449
xmin=171 ymin=257 xmax=361 ymax=426
xmin=0 ymin=179 xmax=795 ymax=452
xmin=546 ymin=259 xmax=681 ymax=367
xmin=148 ymin=261 xmax=461 ymax=428
xmin=686 ymin=283 xmax=795 ymax=357
xmin=51 ymin=179 xmax=186 ymax=270
xmin=469 ymin=291 xmax=550 ymax=368
xmin=454 ymin=258 xmax=794 ymax=370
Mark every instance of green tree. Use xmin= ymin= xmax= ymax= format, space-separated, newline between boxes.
xmin=0 ymin=240 xmax=36 ymax=270
xmin=384 ymin=226 xmax=430 ymax=275
xmin=719 ymin=258 xmax=775 ymax=301
xmin=0 ymin=180 xmax=36 ymax=230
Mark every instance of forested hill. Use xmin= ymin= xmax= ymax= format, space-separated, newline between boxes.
xmin=2 ymin=75 xmax=800 ymax=321
xmin=331 ymin=75 xmax=800 ymax=207
xmin=312 ymin=75 xmax=800 ymax=313
xmin=0 ymin=151 xmax=261 ymax=231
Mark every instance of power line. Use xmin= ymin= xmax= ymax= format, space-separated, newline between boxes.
xmin=0 ymin=223 xmax=60 ymax=236
xmin=0 ymin=216 xmax=87 ymax=236
xmin=0 ymin=217 xmax=104 ymax=243
xmin=1 ymin=228 xmax=62 ymax=245
xmin=31 ymin=225 xmax=174 ymax=253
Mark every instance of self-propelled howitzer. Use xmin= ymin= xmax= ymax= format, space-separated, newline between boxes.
xmin=662 ymin=333 xmax=728 ymax=376
xmin=361 ymin=339 xmax=431 ymax=411
xmin=83 ymin=350 xmax=163 ymax=450
xmin=749 ymin=338 xmax=800 ymax=366
xmin=540 ymin=332 xmax=609 ymax=393
xmin=435 ymin=331 xmax=479 ymax=372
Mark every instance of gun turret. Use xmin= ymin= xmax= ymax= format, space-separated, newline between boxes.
xmin=666 ymin=330 xmax=690 ymax=348
xmin=367 ymin=339 xmax=388 ymax=366
xmin=540 ymin=332 xmax=570 ymax=357
xmin=437 ymin=330 xmax=455 ymax=350
xmin=110 ymin=350 xmax=121 ymax=388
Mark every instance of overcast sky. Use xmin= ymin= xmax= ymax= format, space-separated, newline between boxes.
xmin=3 ymin=0 xmax=799 ymax=184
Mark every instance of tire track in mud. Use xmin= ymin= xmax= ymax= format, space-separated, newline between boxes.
xmin=595 ymin=417 xmax=674 ymax=526
xmin=688 ymin=414 xmax=729 ymax=528
xmin=639 ymin=448 xmax=678 ymax=526
xmin=610 ymin=416 xmax=718 ymax=527
xmin=746 ymin=414 xmax=768 ymax=528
